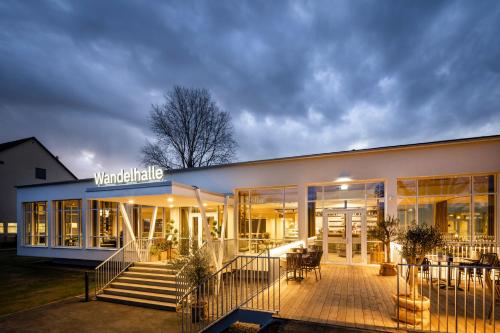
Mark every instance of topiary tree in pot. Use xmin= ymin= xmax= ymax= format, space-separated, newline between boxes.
xmin=368 ymin=215 xmax=399 ymax=275
xmin=184 ymin=246 xmax=213 ymax=323
xmin=393 ymin=223 xmax=444 ymax=325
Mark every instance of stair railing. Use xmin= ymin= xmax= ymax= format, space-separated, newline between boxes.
xmin=177 ymin=250 xmax=282 ymax=333
xmin=95 ymin=239 xmax=143 ymax=295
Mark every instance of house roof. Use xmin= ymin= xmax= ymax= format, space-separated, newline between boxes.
xmin=0 ymin=137 xmax=78 ymax=180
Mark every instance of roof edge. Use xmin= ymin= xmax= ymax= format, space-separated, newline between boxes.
xmin=167 ymin=134 xmax=500 ymax=174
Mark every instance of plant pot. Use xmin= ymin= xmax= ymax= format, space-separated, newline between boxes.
xmin=191 ymin=301 xmax=207 ymax=323
xmin=392 ymin=293 xmax=430 ymax=326
xmin=379 ymin=262 xmax=397 ymax=276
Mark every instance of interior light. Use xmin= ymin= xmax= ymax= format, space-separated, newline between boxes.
xmin=203 ymin=203 xmax=208 ymax=207
xmin=340 ymin=184 xmax=349 ymax=190
xmin=128 ymin=200 xmax=134 ymax=204
xmin=167 ymin=197 xmax=174 ymax=203
xmin=169 ymin=204 xmax=174 ymax=208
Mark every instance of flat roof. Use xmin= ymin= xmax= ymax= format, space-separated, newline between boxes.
xmin=169 ymin=134 xmax=500 ymax=173
xmin=16 ymin=134 xmax=500 ymax=188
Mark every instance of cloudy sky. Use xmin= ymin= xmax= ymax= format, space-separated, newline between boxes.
xmin=1 ymin=1 xmax=499 ymax=178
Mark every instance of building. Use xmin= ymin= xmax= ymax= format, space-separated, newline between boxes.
xmin=0 ymin=137 xmax=77 ymax=247
xmin=16 ymin=135 xmax=500 ymax=263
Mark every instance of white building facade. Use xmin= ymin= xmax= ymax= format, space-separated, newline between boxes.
xmin=16 ymin=136 xmax=500 ymax=265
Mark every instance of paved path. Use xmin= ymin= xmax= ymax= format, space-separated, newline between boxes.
xmin=0 ymin=296 xmax=178 ymax=333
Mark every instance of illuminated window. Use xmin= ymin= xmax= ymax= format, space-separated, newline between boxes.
xmin=7 ymin=223 xmax=17 ymax=234
xmin=88 ymin=201 xmax=122 ymax=248
xmin=397 ymin=175 xmax=496 ymax=243
xmin=23 ymin=202 xmax=47 ymax=246
xmin=237 ymin=187 xmax=298 ymax=253
xmin=54 ymin=200 xmax=81 ymax=247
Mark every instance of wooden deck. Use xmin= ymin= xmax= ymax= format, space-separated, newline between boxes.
xmin=268 ymin=264 xmax=500 ymax=332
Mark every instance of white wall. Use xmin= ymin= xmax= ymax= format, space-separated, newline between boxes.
xmin=16 ymin=137 xmax=500 ymax=260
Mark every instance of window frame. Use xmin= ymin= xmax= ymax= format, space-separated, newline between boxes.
xmin=23 ymin=201 xmax=48 ymax=247
xmin=52 ymin=199 xmax=82 ymax=248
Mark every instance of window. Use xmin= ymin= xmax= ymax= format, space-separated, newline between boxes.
xmin=35 ymin=167 xmax=46 ymax=180
xmin=8 ymin=223 xmax=17 ymax=234
xmin=23 ymin=202 xmax=47 ymax=246
xmin=133 ymin=206 xmax=169 ymax=238
xmin=0 ymin=224 xmax=4 ymax=234
xmin=88 ymin=201 xmax=122 ymax=248
xmin=237 ymin=187 xmax=298 ymax=253
xmin=54 ymin=200 xmax=81 ymax=247
xmin=397 ymin=175 xmax=496 ymax=243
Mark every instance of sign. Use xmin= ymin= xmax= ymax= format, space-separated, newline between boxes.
xmin=94 ymin=166 xmax=164 ymax=186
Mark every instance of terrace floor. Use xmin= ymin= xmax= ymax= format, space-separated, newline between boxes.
xmin=270 ymin=264 xmax=500 ymax=333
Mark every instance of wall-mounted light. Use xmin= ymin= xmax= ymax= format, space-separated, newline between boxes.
xmin=336 ymin=177 xmax=352 ymax=183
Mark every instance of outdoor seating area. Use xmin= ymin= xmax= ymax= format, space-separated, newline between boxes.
xmin=285 ymin=245 xmax=323 ymax=283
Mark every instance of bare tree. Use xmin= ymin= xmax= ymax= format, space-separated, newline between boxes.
xmin=142 ymin=86 xmax=237 ymax=169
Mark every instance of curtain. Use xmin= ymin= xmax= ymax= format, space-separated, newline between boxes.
xmin=435 ymin=200 xmax=448 ymax=232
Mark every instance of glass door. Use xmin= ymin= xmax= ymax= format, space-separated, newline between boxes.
xmin=323 ymin=208 xmax=366 ymax=264
xmin=323 ymin=210 xmax=347 ymax=263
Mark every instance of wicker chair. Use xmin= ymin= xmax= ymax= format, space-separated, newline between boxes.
xmin=302 ymin=250 xmax=323 ymax=281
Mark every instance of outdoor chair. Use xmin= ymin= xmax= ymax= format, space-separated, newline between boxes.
xmin=463 ymin=252 xmax=498 ymax=291
xmin=302 ymin=250 xmax=323 ymax=281
xmin=285 ymin=252 xmax=303 ymax=283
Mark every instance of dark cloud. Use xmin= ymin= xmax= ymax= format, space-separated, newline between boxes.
xmin=0 ymin=0 xmax=499 ymax=177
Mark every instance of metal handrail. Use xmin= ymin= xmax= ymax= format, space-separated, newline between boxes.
xmin=396 ymin=262 xmax=499 ymax=332
xmin=177 ymin=250 xmax=281 ymax=333
xmin=95 ymin=240 xmax=141 ymax=295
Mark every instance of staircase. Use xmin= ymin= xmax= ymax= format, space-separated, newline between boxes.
xmin=96 ymin=262 xmax=178 ymax=311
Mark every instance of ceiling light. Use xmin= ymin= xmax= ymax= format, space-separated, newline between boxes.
xmin=169 ymin=204 xmax=174 ymax=208
xmin=340 ymin=184 xmax=349 ymax=190
xmin=167 ymin=197 xmax=174 ymax=203
xmin=203 ymin=203 xmax=208 ymax=207
xmin=128 ymin=200 xmax=134 ymax=204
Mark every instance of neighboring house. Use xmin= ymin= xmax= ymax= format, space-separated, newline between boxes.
xmin=0 ymin=137 xmax=77 ymax=247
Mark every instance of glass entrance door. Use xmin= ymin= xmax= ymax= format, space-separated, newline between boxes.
xmin=322 ymin=208 xmax=366 ymax=264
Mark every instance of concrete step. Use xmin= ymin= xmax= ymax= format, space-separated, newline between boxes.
xmin=96 ymin=293 xmax=176 ymax=311
xmin=122 ymin=271 xmax=175 ymax=281
xmin=134 ymin=262 xmax=176 ymax=270
xmin=104 ymin=287 xmax=177 ymax=303
xmin=116 ymin=276 xmax=176 ymax=288
xmin=110 ymin=281 xmax=178 ymax=295
xmin=128 ymin=266 xmax=176 ymax=275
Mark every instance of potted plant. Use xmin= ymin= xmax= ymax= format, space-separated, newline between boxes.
xmin=149 ymin=244 xmax=161 ymax=261
xmin=368 ymin=215 xmax=399 ymax=276
xmin=184 ymin=247 xmax=212 ymax=323
xmin=393 ymin=223 xmax=444 ymax=325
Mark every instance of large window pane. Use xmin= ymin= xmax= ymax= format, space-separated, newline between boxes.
xmin=23 ymin=202 xmax=47 ymax=246
xmin=324 ymin=183 xmax=365 ymax=200
xmin=54 ymin=200 xmax=81 ymax=247
xmin=88 ymin=201 xmax=121 ymax=248
xmin=473 ymin=175 xmax=495 ymax=194
xmin=418 ymin=177 xmax=470 ymax=196
xmin=474 ymin=194 xmax=495 ymax=241
xmin=397 ymin=179 xmax=416 ymax=196
xmin=397 ymin=197 xmax=416 ymax=229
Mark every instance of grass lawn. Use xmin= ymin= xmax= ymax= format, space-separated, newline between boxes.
xmin=0 ymin=250 xmax=94 ymax=316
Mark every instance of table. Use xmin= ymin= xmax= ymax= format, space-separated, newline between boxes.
xmin=427 ymin=255 xmax=470 ymax=291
